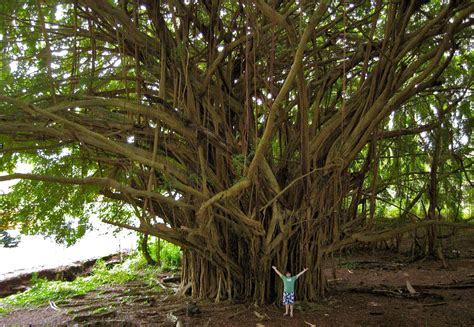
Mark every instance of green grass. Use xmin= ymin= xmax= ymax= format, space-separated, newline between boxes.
xmin=340 ymin=261 xmax=359 ymax=269
xmin=0 ymin=256 xmax=157 ymax=317
xmin=92 ymin=306 xmax=110 ymax=315
xmin=0 ymin=307 xmax=9 ymax=316
xmin=136 ymin=237 xmax=182 ymax=271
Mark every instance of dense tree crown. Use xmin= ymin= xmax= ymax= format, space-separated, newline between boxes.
xmin=0 ymin=0 xmax=472 ymax=301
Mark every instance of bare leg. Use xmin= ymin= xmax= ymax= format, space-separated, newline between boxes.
xmin=284 ymin=304 xmax=289 ymax=315
xmin=290 ymin=304 xmax=294 ymax=317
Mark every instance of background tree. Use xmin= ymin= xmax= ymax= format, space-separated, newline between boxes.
xmin=0 ymin=0 xmax=472 ymax=302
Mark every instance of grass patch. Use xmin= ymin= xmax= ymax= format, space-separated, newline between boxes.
xmin=340 ymin=261 xmax=359 ymax=269
xmin=0 ymin=256 xmax=160 ymax=317
xmin=136 ymin=237 xmax=182 ymax=272
xmin=0 ymin=307 xmax=10 ymax=316
xmin=92 ymin=306 xmax=110 ymax=315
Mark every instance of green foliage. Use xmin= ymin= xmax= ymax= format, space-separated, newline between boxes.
xmin=92 ymin=306 xmax=111 ymax=314
xmin=0 ymin=307 xmax=9 ymax=316
xmin=0 ymin=149 xmax=134 ymax=245
xmin=231 ymin=153 xmax=246 ymax=177
xmin=231 ymin=145 xmax=256 ymax=179
xmin=159 ymin=241 xmax=182 ymax=270
xmin=137 ymin=237 xmax=181 ymax=271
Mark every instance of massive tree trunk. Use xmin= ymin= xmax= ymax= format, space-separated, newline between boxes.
xmin=0 ymin=0 xmax=472 ymax=302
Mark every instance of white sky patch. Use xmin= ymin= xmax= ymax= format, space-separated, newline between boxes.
xmin=113 ymin=58 xmax=122 ymax=67
xmin=388 ymin=112 xmax=395 ymax=129
xmin=53 ymin=49 xmax=68 ymax=57
xmin=0 ymin=162 xmax=33 ymax=193
xmin=430 ymin=103 xmax=438 ymax=116
xmin=9 ymin=61 xmax=18 ymax=72
xmin=459 ymin=134 xmax=468 ymax=146
xmin=387 ymin=188 xmax=396 ymax=198
xmin=60 ymin=148 xmax=72 ymax=157
xmin=252 ymin=96 xmax=262 ymax=106
xmin=55 ymin=4 xmax=65 ymax=20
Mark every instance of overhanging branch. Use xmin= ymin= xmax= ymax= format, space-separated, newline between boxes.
xmin=0 ymin=173 xmax=191 ymax=209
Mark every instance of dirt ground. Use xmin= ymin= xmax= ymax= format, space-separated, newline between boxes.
xmin=1 ymin=242 xmax=473 ymax=326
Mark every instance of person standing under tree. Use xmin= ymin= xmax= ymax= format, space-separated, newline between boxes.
xmin=272 ymin=266 xmax=309 ymax=317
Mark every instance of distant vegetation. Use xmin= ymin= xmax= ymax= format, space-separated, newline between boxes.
xmin=138 ymin=235 xmax=182 ymax=270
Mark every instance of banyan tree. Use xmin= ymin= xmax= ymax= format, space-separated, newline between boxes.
xmin=0 ymin=0 xmax=472 ymax=302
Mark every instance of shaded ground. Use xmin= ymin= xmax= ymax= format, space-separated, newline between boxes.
xmin=1 ymin=243 xmax=473 ymax=326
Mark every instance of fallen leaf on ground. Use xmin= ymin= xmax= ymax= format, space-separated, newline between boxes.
xmin=253 ymin=311 xmax=269 ymax=320
xmin=406 ymin=280 xmax=417 ymax=294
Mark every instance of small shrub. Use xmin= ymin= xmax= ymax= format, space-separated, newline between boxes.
xmin=136 ymin=237 xmax=182 ymax=271
xmin=160 ymin=240 xmax=181 ymax=270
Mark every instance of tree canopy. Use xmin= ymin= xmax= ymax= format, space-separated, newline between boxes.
xmin=0 ymin=0 xmax=473 ymax=302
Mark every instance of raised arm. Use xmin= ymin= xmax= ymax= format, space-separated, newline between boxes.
xmin=272 ymin=266 xmax=283 ymax=277
xmin=296 ymin=267 xmax=309 ymax=278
